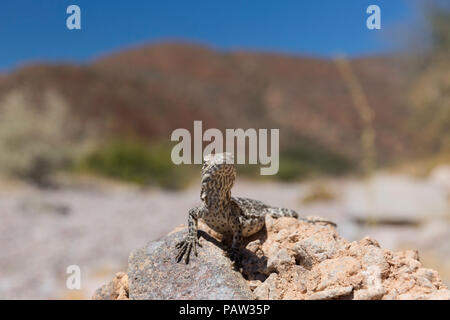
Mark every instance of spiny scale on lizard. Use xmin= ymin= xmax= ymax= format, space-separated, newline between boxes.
xmin=175 ymin=152 xmax=336 ymax=264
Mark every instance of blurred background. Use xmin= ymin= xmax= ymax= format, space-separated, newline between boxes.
xmin=0 ymin=0 xmax=449 ymax=299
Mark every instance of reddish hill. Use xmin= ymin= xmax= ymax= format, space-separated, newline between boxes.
xmin=0 ymin=43 xmax=416 ymax=168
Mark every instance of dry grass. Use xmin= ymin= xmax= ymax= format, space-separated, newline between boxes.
xmin=0 ymin=89 xmax=74 ymax=185
xmin=335 ymin=56 xmax=377 ymax=177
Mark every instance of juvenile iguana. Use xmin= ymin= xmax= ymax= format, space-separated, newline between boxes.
xmin=176 ymin=152 xmax=335 ymax=264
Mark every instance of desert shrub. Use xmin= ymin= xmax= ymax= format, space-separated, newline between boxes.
xmin=76 ymin=139 xmax=197 ymax=189
xmin=0 ymin=89 xmax=76 ymax=186
xmin=408 ymin=6 xmax=450 ymax=156
xmin=282 ymin=146 xmax=351 ymax=176
xmin=237 ymin=144 xmax=352 ymax=182
xmin=276 ymin=157 xmax=311 ymax=181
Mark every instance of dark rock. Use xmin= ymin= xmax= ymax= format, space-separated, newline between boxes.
xmin=127 ymin=228 xmax=254 ymax=300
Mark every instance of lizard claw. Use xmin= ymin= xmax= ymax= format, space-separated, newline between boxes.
xmin=175 ymin=236 xmax=201 ymax=264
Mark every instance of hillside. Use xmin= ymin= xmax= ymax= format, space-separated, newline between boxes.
xmin=0 ymin=43 xmax=422 ymax=180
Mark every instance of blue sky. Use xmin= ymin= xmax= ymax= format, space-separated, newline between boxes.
xmin=0 ymin=0 xmax=421 ymax=71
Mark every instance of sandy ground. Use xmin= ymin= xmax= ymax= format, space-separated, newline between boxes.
xmin=0 ymin=167 xmax=449 ymax=299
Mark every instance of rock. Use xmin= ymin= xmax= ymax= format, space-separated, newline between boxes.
xmin=94 ymin=215 xmax=450 ymax=300
xmin=127 ymin=228 xmax=254 ymax=300
xmin=243 ymin=216 xmax=450 ymax=300
xmin=92 ymin=272 xmax=128 ymax=300
xmin=292 ymin=232 xmax=340 ymax=267
xmin=266 ymin=247 xmax=292 ymax=273
xmin=306 ymin=286 xmax=354 ymax=300
xmin=247 ymin=280 xmax=262 ymax=291
xmin=353 ymin=266 xmax=385 ymax=300
xmin=253 ymin=273 xmax=279 ymax=300
xmin=311 ymin=256 xmax=362 ymax=292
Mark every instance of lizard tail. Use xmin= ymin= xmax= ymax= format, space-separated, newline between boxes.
xmin=267 ymin=207 xmax=299 ymax=219
xmin=267 ymin=208 xmax=337 ymax=227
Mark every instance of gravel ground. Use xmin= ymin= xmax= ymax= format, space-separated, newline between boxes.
xmin=0 ymin=168 xmax=449 ymax=299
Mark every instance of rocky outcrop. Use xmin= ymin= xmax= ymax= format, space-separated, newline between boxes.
xmin=93 ymin=216 xmax=450 ymax=300
xmin=92 ymin=272 xmax=128 ymax=300
xmin=126 ymin=227 xmax=254 ymax=300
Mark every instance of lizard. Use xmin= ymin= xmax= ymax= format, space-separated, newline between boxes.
xmin=175 ymin=152 xmax=336 ymax=264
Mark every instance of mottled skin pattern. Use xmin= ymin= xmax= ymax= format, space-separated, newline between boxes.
xmin=176 ymin=153 xmax=336 ymax=264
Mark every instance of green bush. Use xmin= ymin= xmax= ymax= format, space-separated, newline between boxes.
xmin=77 ymin=139 xmax=197 ymax=189
xmin=238 ymin=144 xmax=352 ymax=181
xmin=280 ymin=146 xmax=352 ymax=179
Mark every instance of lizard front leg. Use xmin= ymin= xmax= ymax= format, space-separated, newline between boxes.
xmin=227 ymin=214 xmax=244 ymax=266
xmin=175 ymin=206 xmax=204 ymax=264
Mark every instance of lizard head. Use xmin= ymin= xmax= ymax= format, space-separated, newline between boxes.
xmin=200 ymin=153 xmax=236 ymax=205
